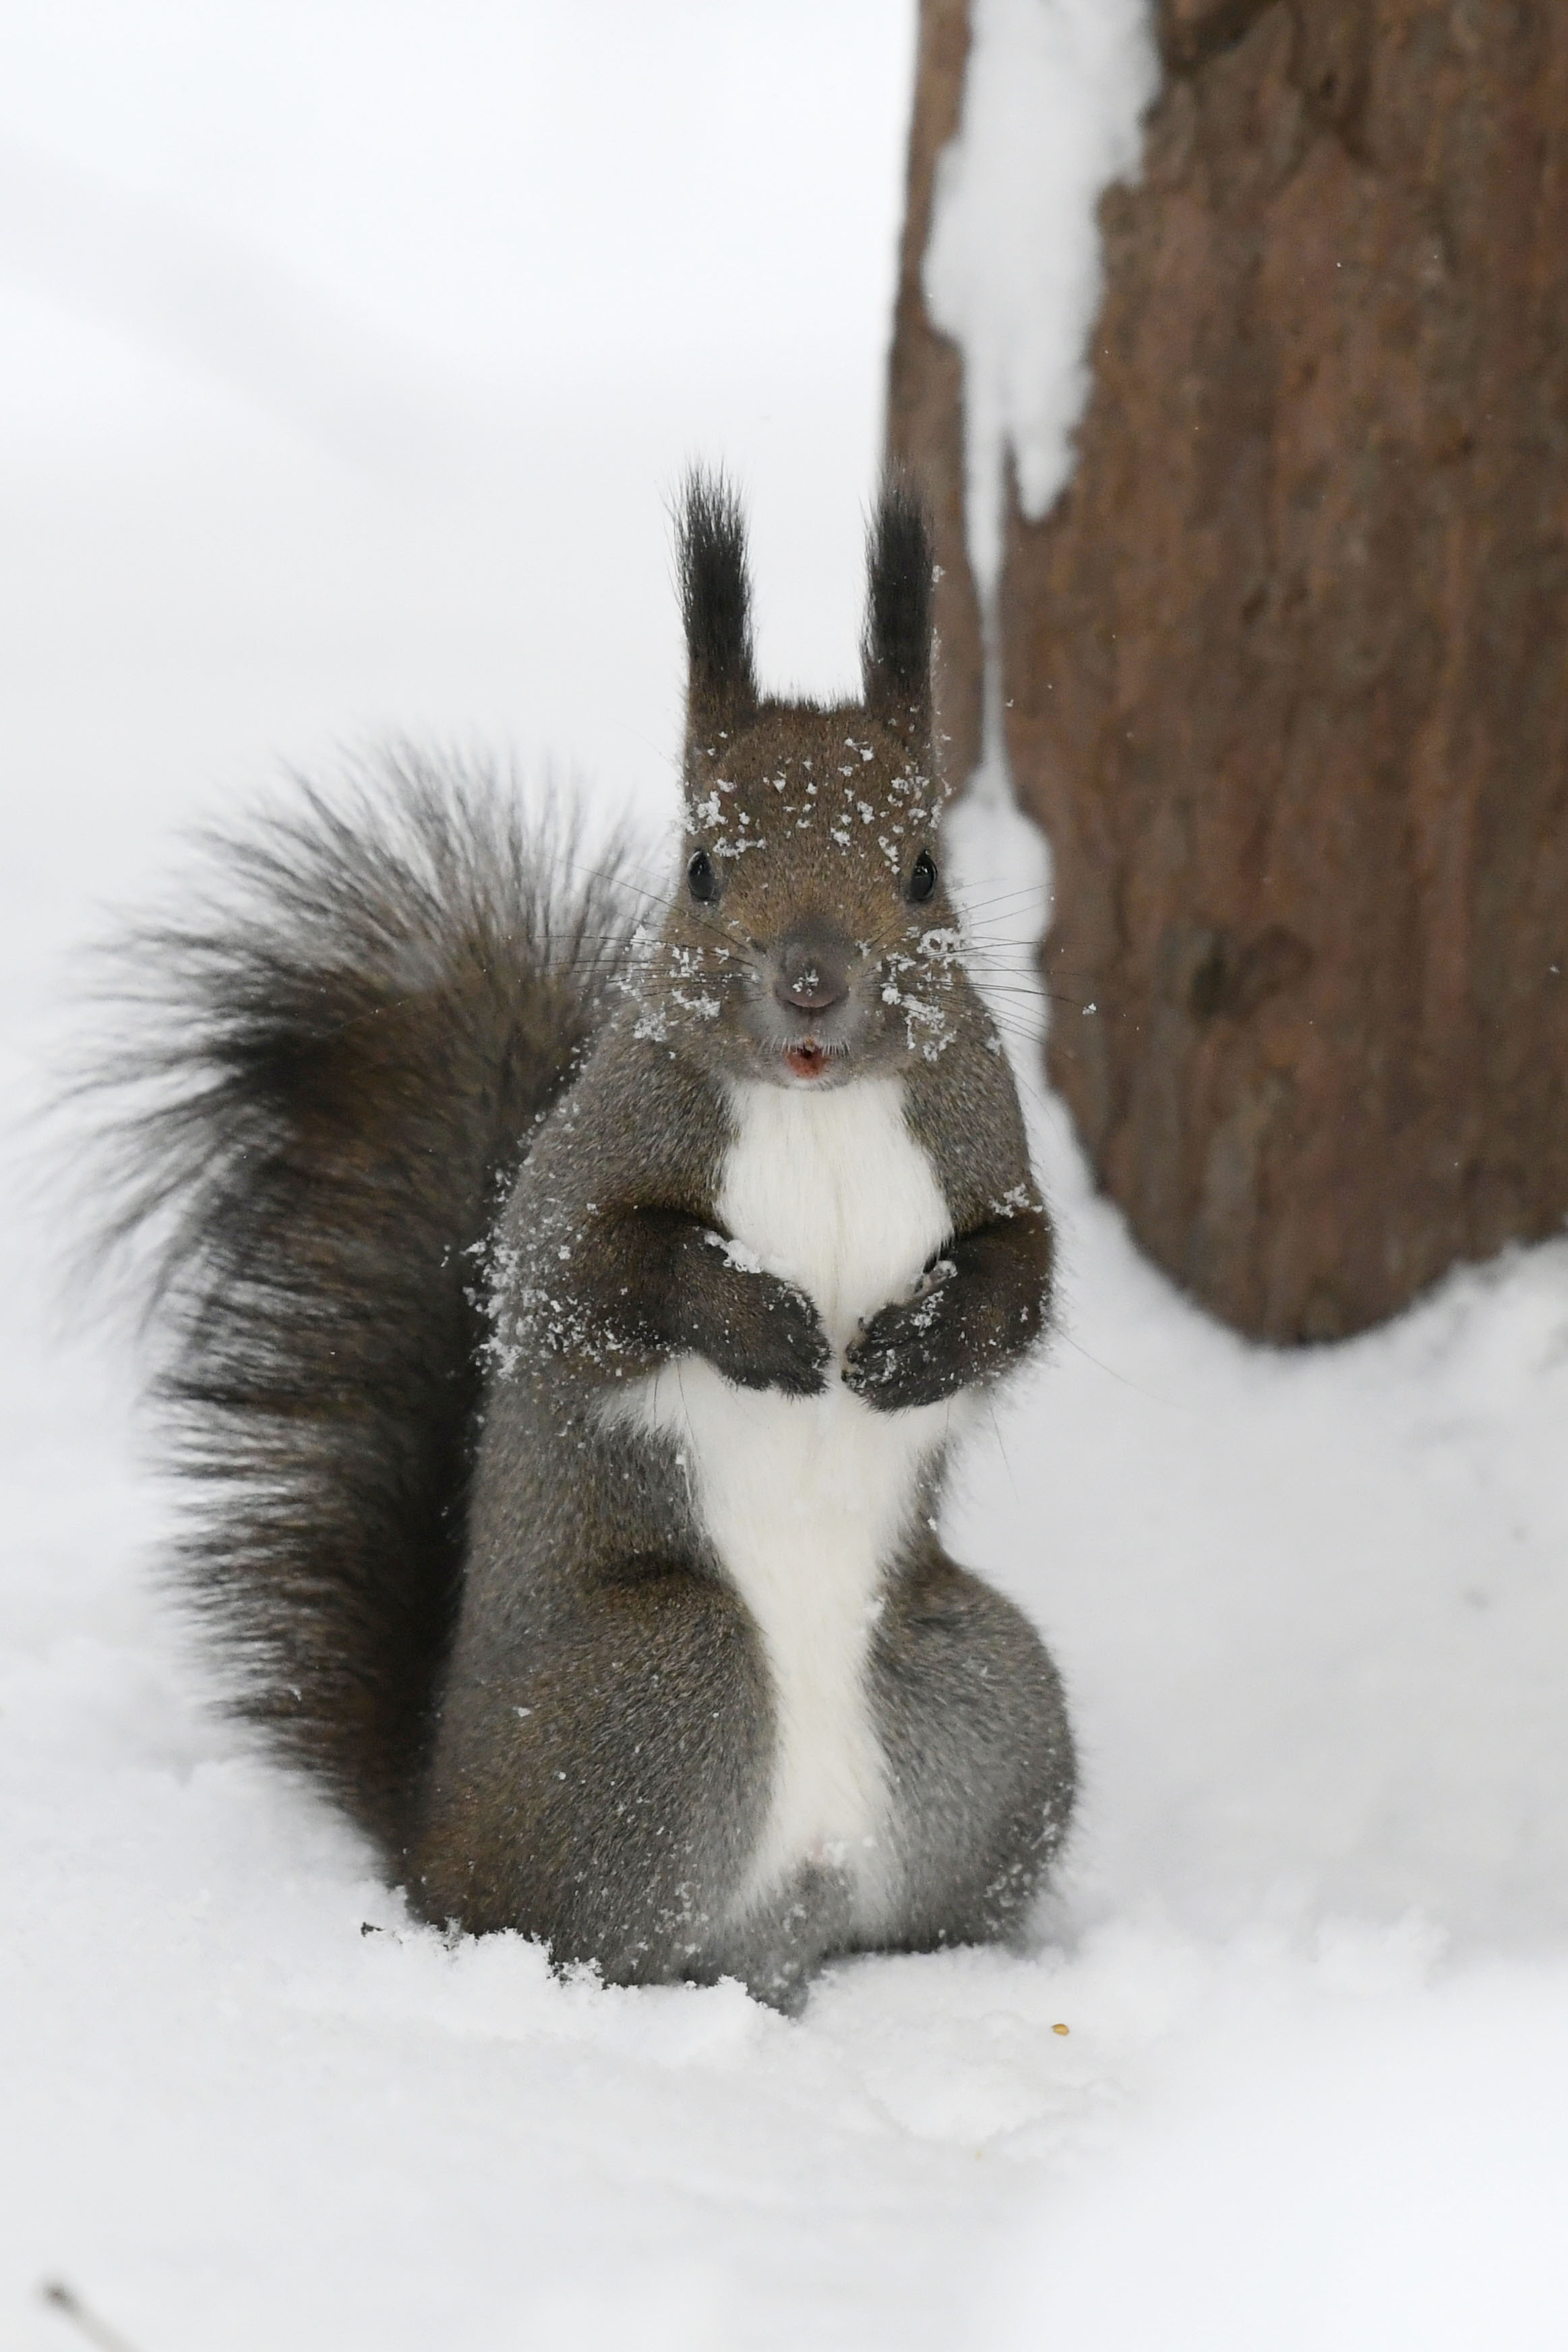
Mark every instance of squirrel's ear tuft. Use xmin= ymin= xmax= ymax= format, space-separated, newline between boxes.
xmin=862 ymin=473 xmax=934 ymax=741
xmin=677 ymin=468 xmax=758 ymax=744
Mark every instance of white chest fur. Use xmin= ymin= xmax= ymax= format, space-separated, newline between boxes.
xmin=624 ymin=1075 xmax=957 ymax=1926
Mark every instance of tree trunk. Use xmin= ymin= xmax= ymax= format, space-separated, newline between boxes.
xmin=894 ymin=0 xmax=1568 ymax=1341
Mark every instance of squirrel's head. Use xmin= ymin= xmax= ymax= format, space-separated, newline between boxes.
xmin=638 ymin=469 xmax=968 ymax=1089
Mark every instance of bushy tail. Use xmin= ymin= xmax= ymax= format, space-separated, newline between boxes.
xmin=83 ymin=749 xmax=638 ymax=1854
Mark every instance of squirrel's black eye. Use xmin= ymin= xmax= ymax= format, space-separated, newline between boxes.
xmin=907 ymin=849 xmax=938 ymax=904
xmin=687 ymin=848 xmax=717 ymax=902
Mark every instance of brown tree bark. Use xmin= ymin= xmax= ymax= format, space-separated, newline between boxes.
xmin=894 ymin=0 xmax=1568 ymax=1342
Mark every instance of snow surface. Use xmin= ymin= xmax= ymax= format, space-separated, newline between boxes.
xmin=4 ymin=6 xmax=1568 ymax=2349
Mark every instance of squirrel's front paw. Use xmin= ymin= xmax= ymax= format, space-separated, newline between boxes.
xmin=843 ymin=1268 xmax=965 ymax=1411
xmin=700 ymin=1271 xmax=833 ymax=1396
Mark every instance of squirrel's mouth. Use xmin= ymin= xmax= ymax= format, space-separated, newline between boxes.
xmin=783 ymin=1040 xmax=833 ymax=1081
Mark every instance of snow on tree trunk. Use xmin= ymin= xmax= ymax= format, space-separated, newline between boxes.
xmin=895 ymin=0 xmax=1568 ymax=1343
xmin=887 ymin=0 xmax=986 ymax=785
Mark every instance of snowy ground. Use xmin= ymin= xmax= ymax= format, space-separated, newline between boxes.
xmin=4 ymin=7 xmax=1568 ymax=2349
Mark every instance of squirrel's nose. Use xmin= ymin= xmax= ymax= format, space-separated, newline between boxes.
xmin=773 ymin=934 xmax=850 ymax=1014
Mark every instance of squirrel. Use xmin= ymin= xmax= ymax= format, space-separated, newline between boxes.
xmin=97 ymin=472 xmax=1075 ymax=2010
